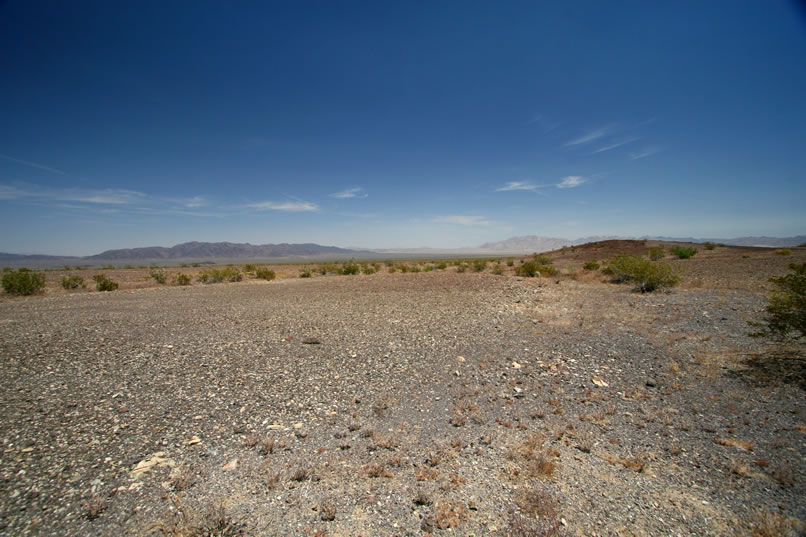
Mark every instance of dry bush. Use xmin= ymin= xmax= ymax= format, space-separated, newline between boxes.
xmin=82 ymin=493 xmax=106 ymax=520
xmin=168 ymin=464 xmax=197 ymax=491
xmin=750 ymin=512 xmax=805 ymax=537
xmin=149 ymin=502 xmax=244 ymax=537
xmin=433 ymin=500 xmax=467 ymax=529
xmin=319 ymin=500 xmax=337 ymax=521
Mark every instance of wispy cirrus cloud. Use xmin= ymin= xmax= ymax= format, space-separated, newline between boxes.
xmin=629 ymin=146 xmax=664 ymax=160
xmin=433 ymin=215 xmax=490 ymax=226
xmin=0 ymin=183 xmax=144 ymax=204
xmin=330 ymin=187 xmax=367 ymax=199
xmin=182 ymin=196 xmax=207 ymax=208
xmin=495 ymin=181 xmax=548 ymax=192
xmin=245 ymin=200 xmax=319 ymax=212
xmin=556 ymin=176 xmax=587 ymax=189
xmin=0 ymin=153 xmax=67 ymax=175
xmin=592 ymin=137 xmax=639 ymax=154
xmin=565 ymin=126 xmax=613 ymax=147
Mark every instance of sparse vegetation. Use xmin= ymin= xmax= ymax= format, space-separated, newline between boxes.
xmin=93 ymin=274 xmax=119 ymax=292
xmin=647 ymin=246 xmax=665 ymax=261
xmin=605 ymin=254 xmax=680 ymax=292
xmin=197 ymin=267 xmax=242 ymax=283
xmin=254 ymin=267 xmax=276 ymax=280
xmin=149 ymin=268 xmax=168 ymax=284
xmin=2 ymin=269 xmax=46 ymax=295
xmin=749 ymin=263 xmax=806 ymax=340
xmin=515 ymin=261 xmax=558 ymax=278
xmin=61 ymin=274 xmax=85 ymax=289
xmin=340 ymin=262 xmax=360 ymax=275
xmin=173 ymin=273 xmax=192 ymax=286
xmin=672 ymin=246 xmax=698 ymax=259
xmin=776 ymin=249 xmax=792 ymax=256
xmin=472 ymin=260 xmax=487 ymax=272
xmin=703 ymin=241 xmax=717 ymax=250
xmin=300 ymin=267 xmax=312 ymax=278
xmin=583 ymin=260 xmax=600 ymax=271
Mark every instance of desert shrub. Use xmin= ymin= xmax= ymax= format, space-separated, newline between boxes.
xmin=455 ymin=263 xmax=468 ymax=273
xmin=299 ymin=268 xmax=312 ymax=278
xmin=703 ymin=242 xmax=717 ymax=250
xmin=61 ymin=275 xmax=85 ymax=289
xmin=775 ymin=249 xmax=791 ymax=256
xmin=2 ymin=269 xmax=46 ymax=295
xmin=583 ymin=260 xmax=600 ymax=271
xmin=362 ymin=264 xmax=376 ymax=275
xmin=646 ymin=246 xmax=665 ymax=261
xmin=492 ymin=264 xmax=505 ymax=275
xmin=340 ymin=262 xmax=360 ymax=275
xmin=472 ymin=260 xmax=487 ymax=272
xmin=149 ymin=268 xmax=168 ymax=284
xmin=672 ymin=246 xmax=697 ymax=259
xmin=255 ymin=267 xmax=276 ymax=280
xmin=408 ymin=264 xmax=421 ymax=273
xmin=423 ymin=265 xmax=435 ymax=272
xmin=532 ymin=254 xmax=553 ymax=265
xmin=507 ymin=259 xmax=515 ymax=267
xmin=436 ymin=262 xmax=448 ymax=270
xmin=749 ymin=263 xmax=806 ymax=340
xmin=93 ymin=274 xmax=119 ymax=292
xmin=198 ymin=267 xmax=242 ymax=284
xmin=387 ymin=265 xmax=397 ymax=273
xmin=173 ymin=273 xmax=192 ymax=286
xmin=605 ymin=254 xmax=680 ymax=293
xmin=243 ymin=264 xmax=256 ymax=272
xmin=515 ymin=261 xmax=558 ymax=278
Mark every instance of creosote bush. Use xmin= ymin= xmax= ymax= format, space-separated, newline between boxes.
xmin=583 ymin=260 xmax=600 ymax=271
xmin=61 ymin=275 xmax=85 ymax=289
xmin=340 ymin=262 xmax=360 ymax=275
xmin=749 ymin=263 xmax=806 ymax=341
xmin=605 ymin=254 xmax=679 ymax=293
xmin=149 ymin=268 xmax=168 ymax=284
xmin=2 ymin=269 xmax=46 ymax=295
xmin=197 ymin=267 xmax=242 ymax=284
xmin=254 ymin=267 xmax=276 ymax=280
xmin=173 ymin=273 xmax=192 ymax=286
xmin=299 ymin=267 xmax=312 ymax=278
xmin=515 ymin=261 xmax=558 ymax=278
xmin=532 ymin=254 xmax=553 ymax=265
xmin=703 ymin=241 xmax=717 ymax=250
xmin=775 ymin=249 xmax=792 ymax=256
xmin=472 ymin=260 xmax=488 ymax=272
xmin=93 ymin=274 xmax=119 ymax=292
xmin=672 ymin=246 xmax=697 ymax=259
xmin=646 ymin=247 xmax=665 ymax=261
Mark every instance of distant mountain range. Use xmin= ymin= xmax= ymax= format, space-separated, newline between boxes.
xmin=0 ymin=235 xmax=803 ymax=267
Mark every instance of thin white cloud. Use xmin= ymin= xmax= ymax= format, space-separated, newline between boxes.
xmin=593 ymin=137 xmax=639 ymax=154
xmin=246 ymin=200 xmax=319 ymax=212
xmin=495 ymin=181 xmax=547 ymax=192
xmin=629 ymin=146 xmax=664 ymax=160
xmin=183 ymin=196 xmax=207 ymax=208
xmin=0 ymin=183 xmax=144 ymax=204
xmin=330 ymin=187 xmax=367 ymax=199
xmin=556 ymin=176 xmax=587 ymax=189
xmin=433 ymin=215 xmax=490 ymax=226
xmin=0 ymin=153 xmax=67 ymax=175
xmin=565 ymin=127 xmax=612 ymax=147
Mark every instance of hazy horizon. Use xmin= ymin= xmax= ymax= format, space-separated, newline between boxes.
xmin=2 ymin=2 xmax=805 ymax=256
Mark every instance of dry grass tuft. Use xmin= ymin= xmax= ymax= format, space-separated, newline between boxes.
xmin=714 ymin=437 xmax=754 ymax=451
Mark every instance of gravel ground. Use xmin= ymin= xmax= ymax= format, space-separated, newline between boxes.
xmin=1 ymin=265 xmax=804 ymax=537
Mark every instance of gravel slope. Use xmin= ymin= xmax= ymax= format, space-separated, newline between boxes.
xmin=1 ymin=271 xmax=804 ymax=537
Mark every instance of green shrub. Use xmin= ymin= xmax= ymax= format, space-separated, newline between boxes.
xmin=514 ymin=261 xmax=558 ymax=277
xmin=408 ymin=264 xmax=421 ymax=273
xmin=362 ymin=264 xmax=377 ymax=275
xmin=749 ymin=263 xmax=806 ymax=340
xmin=93 ymin=274 xmax=119 ymax=292
xmin=472 ymin=260 xmax=487 ymax=272
xmin=583 ymin=260 xmax=600 ymax=271
xmin=173 ymin=273 xmax=192 ymax=286
xmin=605 ymin=255 xmax=680 ymax=292
xmin=340 ymin=262 xmax=360 ymax=275
xmin=387 ymin=265 xmax=397 ymax=273
xmin=423 ymin=265 xmax=435 ymax=272
xmin=299 ymin=268 xmax=312 ymax=278
xmin=703 ymin=242 xmax=717 ymax=250
xmin=243 ymin=264 xmax=256 ymax=272
xmin=672 ymin=246 xmax=697 ymax=259
xmin=197 ymin=267 xmax=242 ymax=283
xmin=492 ymin=264 xmax=505 ymax=275
xmin=506 ymin=260 xmax=515 ymax=267
xmin=532 ymin=254 xmax=553 ymax=265
xmin=255 ymin=267 xmax=276 ymax=280
xmin=149 ymin=268 xmax=168 ymax=284
xmin=60 ymin=275 xmax=85 ymax=289
xmin=646 ymin=247 xmax=665 ymax=261
xmin=2 ymin=269 xmax=46 ymax=295
xmin=775 ymin=249 xmax=791 ymax=256
xmin=455 ymin=263 xmax=468 ymax=273
xmin=436 ymin=262 xmax=448 ymax=270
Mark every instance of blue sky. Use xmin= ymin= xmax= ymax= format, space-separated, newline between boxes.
xmin=1 ymin=1 xmax=804 ymax=255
